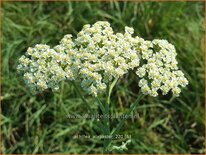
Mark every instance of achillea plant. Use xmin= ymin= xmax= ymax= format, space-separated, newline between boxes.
xmin=17 ymin=21 xmax=188 ymax=153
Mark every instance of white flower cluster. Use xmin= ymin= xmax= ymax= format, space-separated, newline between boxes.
xmin=17 ymin=21 xmax=188 ymax=97
xmin=136 ymin=39 xmax=188 ymax=97
xmin=59 ymin=21 xmax=143 ymax=96
xmin=17 ymin=42 xmax=76 ymax=94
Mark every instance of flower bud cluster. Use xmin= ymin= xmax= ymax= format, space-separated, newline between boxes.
xmin=17 ymin=21 xmax=188 ymax=97
xmin=17 ymin=42 xmax=76 ymax=94
xmin=136 ymin=39 xmax=188 ymax=97
xmin=60 ymin=21 xmax=142 ymax=96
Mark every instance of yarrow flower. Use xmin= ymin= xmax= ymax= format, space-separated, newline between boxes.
xmin=17 ymin=43 xmax=76 ymax=94
xmin=17 ymin=21 xmax=188 ymax=97
xmin=58 ymin=21 xmax=143 ymax=96
xmin=136 ymin=39 xmax=188 ymax=97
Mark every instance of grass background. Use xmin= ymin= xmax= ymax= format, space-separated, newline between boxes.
xmin=1 ymin=1 xmax=205 ymax=154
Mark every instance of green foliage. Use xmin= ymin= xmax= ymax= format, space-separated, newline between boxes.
xmin=1 ymin=1 xmax=204 ymax=154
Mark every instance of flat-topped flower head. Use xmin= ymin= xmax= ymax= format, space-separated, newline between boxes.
xmin=59 ymin=21 xmax=142 ymax=96
xmin=17 ymin=21 xmax=188 ymax=97
xmin=136 ymin=39 xmax=188 ymax=97
xmin=17 ymin=43 xmax=76 ymax=94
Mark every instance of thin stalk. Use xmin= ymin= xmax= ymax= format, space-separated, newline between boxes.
xmin=103 ymin=78 xmax=118 ymax=154
xmin=111 ymin=91 xmax=144 ymax=136
xmin=107 ymin=78 xmax=118 ymax=105
xmin=96 ymin=96 xmax=110 ymax=154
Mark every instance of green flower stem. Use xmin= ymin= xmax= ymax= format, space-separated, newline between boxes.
xmin=107 ymin=78 xmax=119 ymax=105
xmin=103 ymin=95 xmax=110 ymax=154
xmin=111 ymin=91 xmax=144 ymax=136
xmin=103 ymin=78 xmax=118 ymax=154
